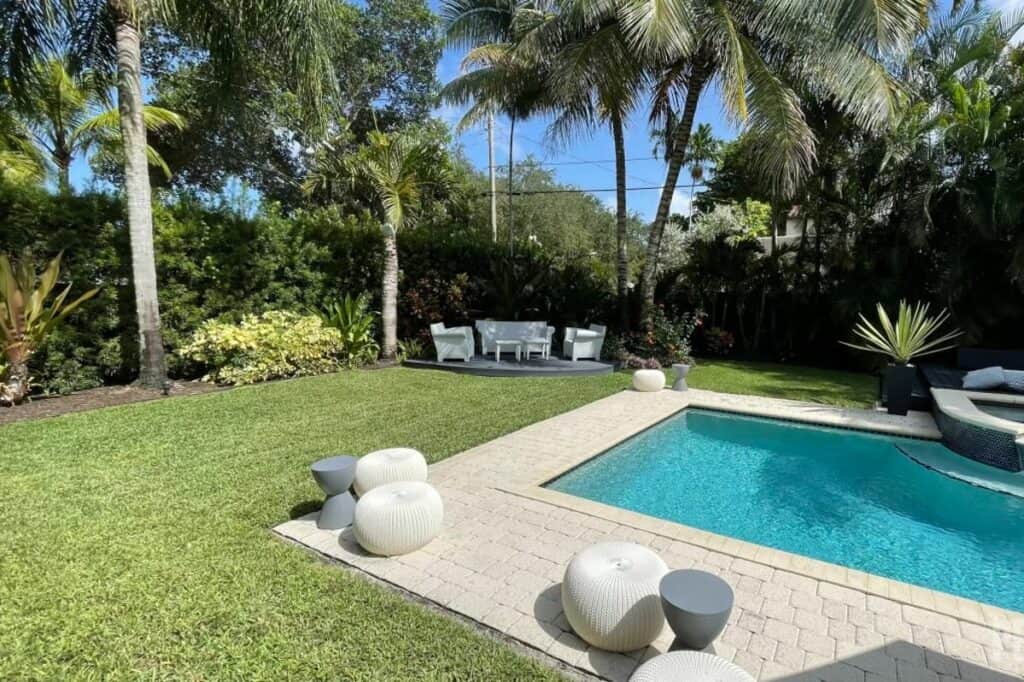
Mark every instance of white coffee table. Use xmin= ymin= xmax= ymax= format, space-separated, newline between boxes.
xmin=522 ymin=337 xmax=550 ymax=360
xmin=494 ymin=339 xmax=522 ymax=363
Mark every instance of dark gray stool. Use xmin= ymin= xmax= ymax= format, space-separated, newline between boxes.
xmin=660 ymin=569 xmax=734 ymax=650
xmin=311 ymin=455 xmax=357 ymax=530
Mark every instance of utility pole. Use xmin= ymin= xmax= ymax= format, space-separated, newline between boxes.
xmin=487 ymin=112 xmax=497 ymax=243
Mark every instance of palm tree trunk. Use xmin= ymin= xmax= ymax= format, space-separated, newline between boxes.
xmin=640 ymin=66 xmax=708 ymax=323
xmin=0 ymin=354 xmax=29 ymax=406
xmin=113 ymin=6 xmax=167 ymax=388
xmin=507 ymin=112 xmax=516 ymax=257
xmin=381 ymin=228 xmax=399 ymax=360
xmin=611 ymin=110 xmax=629 ymax=330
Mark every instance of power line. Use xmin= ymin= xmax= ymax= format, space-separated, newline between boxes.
xmin=481 ymin=183 xmax=705 ymax=196
xmin=494 ymin=155 xmax=664 ymax=167
xmin=513 ymin=131 xmax=662 ymax=187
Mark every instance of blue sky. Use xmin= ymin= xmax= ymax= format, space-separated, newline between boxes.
xmin=437 ymin=0 xmax=1023 ymax=220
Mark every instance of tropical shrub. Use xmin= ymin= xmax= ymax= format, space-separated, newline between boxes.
xmin=625 ymin=307 xmax=699 ymax=365
xmin=623 ymin=355 xmax=662 ymax=370
xmin=315 ymin=293 xmax=380 ymax=367
xmin=0 ymin=252 xmax=98 ymax=405
xmin=704 ymin=327 xmax=736 ymax=357
xmin=178 ymin=311 xmax=344 ymax=385
xmin=397 ymin=337 xmax=427 ymax=362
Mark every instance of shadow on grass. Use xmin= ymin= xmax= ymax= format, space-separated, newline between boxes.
xmin=289 ymin=499 xmax=321 ymax=519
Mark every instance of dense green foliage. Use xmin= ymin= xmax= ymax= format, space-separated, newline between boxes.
xmin=0 ymin=181 xmax=616 ymax=394
xmin=671 ymin=6 xmax=1024 ymax=367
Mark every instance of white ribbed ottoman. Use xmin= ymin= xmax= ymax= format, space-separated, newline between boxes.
xmin=632 ymin=369 xmax=665 ymax=392
xmin=353 ymin=481 xmax=443 ymax=556
xmin=630 ymin=651 xmax=755 ymax=681
xmin=354 ymin=447 xmax=428 ymax=496
xmin=562 ymin=542 xmax=668 ymax=652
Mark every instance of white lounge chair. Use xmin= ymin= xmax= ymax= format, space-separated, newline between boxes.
xmin=429 ymin=322 xmax=474 ymax=362
xmin=563 ymin=324 xmax=606 ymax=361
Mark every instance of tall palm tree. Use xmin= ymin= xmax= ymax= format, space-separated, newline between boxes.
xmin=683 ymin=123 xmax=718 ymax=222
xmin=2 ymin=0 xmax=343 ymax=387
xmin=441 ymin=1 xmax=555 ymax=254
xmin=310 ymin=131 xmax=453 ymax=359
xmin=542 ymin=2 xmax=648 ymax=329
xmin=619 ymin=0 xmax=928 ymax=320
xmin=14 ymin=57 xmax=183 ymax=193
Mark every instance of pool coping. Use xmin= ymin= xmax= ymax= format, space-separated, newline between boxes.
xmin=507 ymin=389 xmax=1022 ymax=634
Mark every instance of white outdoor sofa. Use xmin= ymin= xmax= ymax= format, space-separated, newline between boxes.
xmin=563 ymin=324 xmax=606 ymax=361
xmin=474 ymin=320 xmax=555 ymax=359
xmin=429 ymin=322 xmax=474 ymax=362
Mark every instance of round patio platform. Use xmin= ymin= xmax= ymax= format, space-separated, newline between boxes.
xmin=404 ymin=355 xmax=614 ymax=377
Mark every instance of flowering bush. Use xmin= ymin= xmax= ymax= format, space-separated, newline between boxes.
xmin=623 ymin=354 xmax=662 ymax=370
xmin=178 ymin=311 xmax=345 ymax=385
xmin=704 ymin=327 xmax=735 ymax=356
xmin=632 ymin=307 xmax=699 ymax=364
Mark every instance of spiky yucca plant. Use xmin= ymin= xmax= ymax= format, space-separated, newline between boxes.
xmin=841 ymin=300 xmax=963 ymax=365
xmin=0 ymin=253 xmax=98 ymax=405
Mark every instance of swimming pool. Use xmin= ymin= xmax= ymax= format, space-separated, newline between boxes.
xmin=546 ymin=409 xmax=1024 ymax=613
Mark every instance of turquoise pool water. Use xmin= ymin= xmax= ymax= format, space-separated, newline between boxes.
xmin=547 ymin=409 xmax=1024 ymax=612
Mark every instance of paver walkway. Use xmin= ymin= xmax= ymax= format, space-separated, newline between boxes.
xmin=275 ymin=389 xmax=1024 ymax=681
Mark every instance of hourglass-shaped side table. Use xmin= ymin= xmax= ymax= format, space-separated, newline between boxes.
xmin=310 ymin=455 xmax=358 ymax=530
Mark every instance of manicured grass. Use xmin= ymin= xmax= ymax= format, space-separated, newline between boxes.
xmin=688 ymin=359 xmax=876 ymax=408
xmin=0 ymin=361 xmax=872 ymax=679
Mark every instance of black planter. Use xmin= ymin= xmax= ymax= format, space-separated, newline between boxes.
xmin=884 ymin=364 xmax=916 ymax=416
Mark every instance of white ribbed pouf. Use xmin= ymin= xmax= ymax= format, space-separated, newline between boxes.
xmin=353 ymin=481 xmax=443 ymax=556
xmin=632 ymin=369 xmax=666 ymax=392
xmin=562 ymin=542 xmax=668 ymax=652
xmin=630 ymin=651 xmax=755 ymax=682
xmin=353 ymin=447 xmax=428 ymax=496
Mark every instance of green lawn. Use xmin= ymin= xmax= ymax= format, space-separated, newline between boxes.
xmin=0 ymin=361 xmax=873 ymax=679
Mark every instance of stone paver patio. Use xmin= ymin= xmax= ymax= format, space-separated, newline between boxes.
xmin=275 ymin=389 xmax=1024 ymax=681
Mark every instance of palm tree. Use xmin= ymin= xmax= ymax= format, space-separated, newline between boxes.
xmin=14 ymin=57 xmax=183 ymax=193
xmin=0 ymin=109 xmax=46 ymax=185
xmin=2 ymin=0 xmax=343 ymax=387
xmin=619 ymin=0 xmax=926 ymax=320
xmin=541 ymin=3 xmax=648 ymax=330
xmin=683 ymin=123 xmax=718 ymax=222
xmin=441 ymin=1 xmax=555 ymax=254
xmin=307 ymin=130 xmax=453 ymax=360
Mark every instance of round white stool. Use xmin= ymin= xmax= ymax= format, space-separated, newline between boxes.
xmin=632 ymin=369 xmax=665 ymax=392
xmin=561 ymin=542 xmax=668 ymax=652
xmin=630 ymin=651 xmax=755 ymax=681
xmin=354 ymin=447 xmax=428 ymax=496
xmin=353 ymin=481 xmax=443 ymax=556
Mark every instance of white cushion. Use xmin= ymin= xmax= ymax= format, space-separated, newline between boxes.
xmin=353 ymin=481 xmax=443 ymax=556
xmin=963 ymin=366 xmax=1005 ymax=390
xmin=632 ymin=369 xmax=665 ymax=392
xmin=354 ymin=447 xmax=428 ymax=496
xmin=630 ymin=651 xmax=755 ymax=682
xmin=562 ymin=542 xmax=668 ymax=652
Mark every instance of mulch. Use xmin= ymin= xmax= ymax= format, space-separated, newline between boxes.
xmin=0 ymin=381 xmax=223 ymax=427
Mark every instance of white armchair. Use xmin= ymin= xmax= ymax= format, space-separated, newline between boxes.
xmin=429 ymin=322 xmax=474 ymax=362
xmin=563 ymin=324 xmax=606 ymax=361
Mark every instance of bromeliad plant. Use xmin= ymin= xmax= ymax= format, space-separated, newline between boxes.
xmin=0 ymin=252 xmax=98 ymax=406
xmin=841 ymin=300 xmax=963 ymax=365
